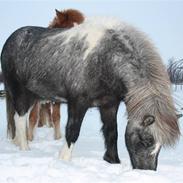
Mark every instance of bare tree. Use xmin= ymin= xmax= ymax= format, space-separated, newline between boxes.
xmin=167 ymin=58 xmax=183 ymax=86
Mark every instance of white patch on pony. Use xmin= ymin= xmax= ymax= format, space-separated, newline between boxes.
xmin=14 ymin=112 xmax=29 ymax=150
xmin=49 ymin=17 xmax=125 ymax=59
xmin=59 ymin=143 xmax=74 ymax=161
xmin=83 ymin=28 xmax=104 ymax=59
xmin=151 ymin=142 xmax=161 ymax=155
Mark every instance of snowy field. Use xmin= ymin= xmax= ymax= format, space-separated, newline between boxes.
xmin=0 ymin=84 xmax=183 ymax=183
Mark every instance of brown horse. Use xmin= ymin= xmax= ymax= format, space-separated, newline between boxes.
xmin=48 ymin=9 xmax=84 ymax=28
xmin=27 ymin=9 xmax=85 ymax=141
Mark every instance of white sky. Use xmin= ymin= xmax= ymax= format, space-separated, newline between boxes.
xmin=0 ymin=0 xmax=183 ymax=64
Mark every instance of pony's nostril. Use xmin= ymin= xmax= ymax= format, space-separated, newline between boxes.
xmin=141 ymin=138 xmax=154 ymax=147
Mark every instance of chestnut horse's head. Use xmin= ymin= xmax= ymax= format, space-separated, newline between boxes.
xmin=49 ymin=9 xmax=85 ymax=28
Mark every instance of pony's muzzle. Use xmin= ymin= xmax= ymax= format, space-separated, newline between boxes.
xmin=125 ymin=115 xmax=161 ymax=170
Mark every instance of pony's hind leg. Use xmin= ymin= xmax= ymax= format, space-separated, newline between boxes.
xmin=59 ymin=99 xmax=88 ymax=160
xmin=10 ymin=84 xmax=36 ymax=150
xmin=52 ymin=102 xmax=61 ymax=140
xmin=13 ymin=112 xmax=29 ymax=150
xmin=99 ymin=103 xmax=120 ymax=163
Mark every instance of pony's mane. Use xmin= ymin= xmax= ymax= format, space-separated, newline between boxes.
xmin=124 ymin=33 xmax=180 ymax=146
xmin=48 ymin=9 xmax=85 ymax=28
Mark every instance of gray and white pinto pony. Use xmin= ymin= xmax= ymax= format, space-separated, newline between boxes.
xmin=1 ymin=18 xmax=180 ymax=170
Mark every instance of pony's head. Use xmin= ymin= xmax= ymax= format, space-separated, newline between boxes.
xmin=125 ymin=115 xmax=160 ymax=170
xmin=48 ymin=9 xmax=85 ymax=28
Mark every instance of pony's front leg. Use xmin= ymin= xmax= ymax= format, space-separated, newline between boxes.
xmin=59 ymin=99 xmax=88 ymax=160
xmin=99 ymin=103 xmax=120 ymax=163
xmin=13 ymin=112 xmax=29 ymax=150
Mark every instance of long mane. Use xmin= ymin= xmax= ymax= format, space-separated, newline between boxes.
xmin=124 ymin=31 xmax=180 ymax=146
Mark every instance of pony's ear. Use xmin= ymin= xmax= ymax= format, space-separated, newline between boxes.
xmin=55 ymin=9 xmax=60 ymax=16
xmin=141 ymin=115 xmax=155 ymax=127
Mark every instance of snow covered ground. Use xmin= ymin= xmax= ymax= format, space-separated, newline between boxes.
xmin=0 ymin=85 xmax=183 ymax=183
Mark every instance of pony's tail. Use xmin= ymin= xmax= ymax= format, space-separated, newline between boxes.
xmin=0 ymin=72 xmax=4 ymax=83
xmin=6 ymin=90 xmax=16 ymax=139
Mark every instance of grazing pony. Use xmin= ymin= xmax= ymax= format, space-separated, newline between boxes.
xmin=1 ymin=18 xmax=179 ymax=170
xmin=28 ymin=9 xmax=85 ymax=141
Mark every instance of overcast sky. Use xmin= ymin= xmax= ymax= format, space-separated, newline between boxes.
xmin=0 ymin=0 xmax=183 ymax=64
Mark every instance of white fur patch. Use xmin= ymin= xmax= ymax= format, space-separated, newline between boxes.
xmin=151 ymin=142 xmax=161 ymax=155
xmin=14 ymin=112 xmax=29 ymax=150
xmin=59 ymin=143 xmax=74 ymax=161
xmin=48 ymin=17 xmax=126 ymax=59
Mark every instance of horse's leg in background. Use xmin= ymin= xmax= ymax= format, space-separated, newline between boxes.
xmin=59 ymin=98 xmax=88 ymax=160
xmin=47 ymin=103 xmax=53 ymax=127
xmin=99 ymin=103 xmax=120 ymax=163
xmin=38 ymin=103 xmax=44 ymax=127
xmin=38 ymin=103 xmax=51 ymax=127
xmin=52 ymin=102 xmax=61 ymax=140
xmin=27 ymin=102 xmax=40 ymax=141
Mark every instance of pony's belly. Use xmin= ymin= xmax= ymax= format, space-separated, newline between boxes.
xmin=54 ymin=96 xmax=68 ymax=103
xmin=91 ymin=96 xmax=118 ymax=107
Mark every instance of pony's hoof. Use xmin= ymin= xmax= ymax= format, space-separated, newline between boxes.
xmin=12 ymin=136 xmax=30 ymax=150
xmin=59 ymin=143 xmax=74 ymax=161
xmin=59 ymin=151 xmax=71 ymax=161
xmin=12 ymin=136 xmax=20 ymax=146
xmin=19 ymin=143 xmax=30 ymax=151
xmin=54 ymin=133 xmax=62 ymax=140
xmin=27 ymin=134 xmax=33 ymax=141
xmin=103 ymin=153 xmax=121 ymax=164
xmin=27 ymin=130 xmax=34 ymax=141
